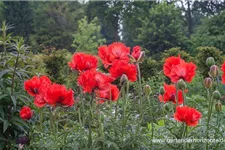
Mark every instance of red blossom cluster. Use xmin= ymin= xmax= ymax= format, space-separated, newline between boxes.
xmin=69 ymin=42 xmax=142 ymax=104
xmin=160 ymin=55 xmax=202 ymax=127
xmin=24 ymin=76 xmax=74 ymax=108
xmin=163 ymin=55 xmax=196 ymax=83
xmin=158 ymin=83 xmax=187 ymax=105
xmin=174 ymin=106 xmax=202 ymax=127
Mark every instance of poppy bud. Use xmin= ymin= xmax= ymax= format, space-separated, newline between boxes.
xmin=209 ymin=65 xmax=218 ymax=78
xmin=120 ymin=74 xmax=128 ymax=85
xmin=212 ymin=91 xmax=221 ymax=100
xmin=177 ymin=79 xmax=186 ymax=90
xmin=144 ymin=85 xmax=152 ymax=96
xmin=128 ymin=54 xmax=136 ymax=63
xmin=206 ymin=57 xmax=215 ymax=67
xmin=159 ymin=86 xmax=165 ymax=95
xmin=204 ymin=77 xmax=212 ymax=89
xmin=163 ymin=103 xmax=172 ymax=112
xmin=137 ymin=51 xmax=145 ymax=63
xmin=215 ymin=102 xmax=222 ymax=112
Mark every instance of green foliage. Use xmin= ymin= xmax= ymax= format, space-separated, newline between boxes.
xmin=136 ymin=2 xmax=188 ymax=55
xmin=30 ymin=1 xmax=85 ymax=52
xmin=196 ymin=46 xmax=224 ymax=77
xmin=3 ymin=1 xmax=33 ymax=41
xmin=139 ymin=57 xmax=160 ymax=80
xmin=41 ymin=48 xmax=74 ymax=85
xmin=71 ymin=16 xmax=106 ymax=54
xmin=0 ymin=25 xmax=32 ymax=149
xmin=86 ymin=1 xmax=123 ymax=44
xmin=191 ymin=10 xmax=225 ymax=52
xmin=161 ymin=47 xmax=194 ymax=62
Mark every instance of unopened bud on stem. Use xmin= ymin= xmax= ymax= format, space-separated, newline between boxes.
xmin=209 ymin=65 xmax=218 ymax=78
xmin=204 ymin=77 xmax=212 ymax=89
xmin=212 ymin=90 xmax=221 ymax=100
xmin=144 ymin=85 xmax=152 ymax=96
xmin=177 ymin=79 xmax=186 ymax=90
xmin=206 ymin=57 xmax=215 ymax=67
xmin=215 ymin=102 xmax=222 ymax=112
xmin=159 ymin=86 xmax=165 ymax=95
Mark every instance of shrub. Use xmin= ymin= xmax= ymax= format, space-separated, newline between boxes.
xmin=196 ymin=46 xmax=224 ymax=77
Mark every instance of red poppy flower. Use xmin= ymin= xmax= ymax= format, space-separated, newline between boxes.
xmin=131 ymin=46 xmax=141 ymax=60
xmin=24 ymin=76 xmax=51 ymax=97
xmin=77 ymin=69 xmax=113 ymax=93
xmin=95 ymin=84 xmax=119 ymax=104
xmin=174 ymin=106 xmax=202 ymax=127
xmin=98 ymin=42 xmax=130 ymax=68
xmin=109 ymin=60 xmax=137 ymax=82
xmin=45 ymin=84 xmax=74 ymax=107
xmin=34 ymin=94 xmax=46 ymax=108
xmin=68 ymin=52 xmax=98 ymax=72
xmin=163 ymin=55 xmax=196 ymax=83
xmin=158 ymin=83 xmax=187 ymax=105
xmin=221 ymin=62 xmax=225 ymax=84
xmin=20 ymin=106 xmax=33 ymax=120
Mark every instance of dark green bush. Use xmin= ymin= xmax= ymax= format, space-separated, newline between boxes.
xmin=196 ymin=46 xmax=224 ymax=77
xmin=140 ymin=57 xmax=160 ymax=80
xmin=40 ymin=48 xmax=78 ymax=88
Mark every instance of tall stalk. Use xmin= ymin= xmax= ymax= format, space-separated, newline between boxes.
xmin=136 ymin=63 xmax=144 ymax=134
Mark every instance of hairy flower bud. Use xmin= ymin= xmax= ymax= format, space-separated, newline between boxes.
xmin=215 ymin=102 xmax=222 ymax=112
xmin=144 ymin=85 xmax=152 ymax=96
xmin=137 ymin=51 xmax=145 ymax=63
xmin=159 ymin=86 xmax=165 ymax=95
xmin=177 ymin=79 xmax=186 ymax=90
xmin=212 ymin=90 xmax=221 ymax=100
xmin=204 ymin=77 xmax=212 ymax=89
xmin=209 ymin=65 xmax=218 ymax=78
xmin=120 ymin=74 xmax=128 ymax=85
xmin=128 ymin=54 xmax=136 ymax=63
xmin=206 ymin=57 xmax=215 ymax=67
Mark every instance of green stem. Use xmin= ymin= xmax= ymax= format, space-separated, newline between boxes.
xmin=136 ymin=63 xmax=144 ymax=134
xmin=182 ymin=89 xmax=186 ymax=106
xmin=11 ymin=52 xmax=20 ymax=95
xmin=206 ymin=89 xmax=213 ymax=150
xmin=88 ymin=93 xmax=94 ymax=148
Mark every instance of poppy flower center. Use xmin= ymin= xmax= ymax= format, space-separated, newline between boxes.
xmin=31 ymin=88 xmax=39 ymax=94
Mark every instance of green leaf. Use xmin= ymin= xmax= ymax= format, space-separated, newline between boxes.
xmin=0 ymin=94 xmax=8 ymax=100
xmin=3 ymin=120 xmax=9 ymax=133
xmin=0 ymin=69 xmax=10 ymax=78
xmin=10 ymin=95 xmax=16 ymax=107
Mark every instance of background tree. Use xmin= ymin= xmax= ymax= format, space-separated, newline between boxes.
xmin=30 ymin=1 xmax=85 ymax=52
xmin=3 ymin=1 xmax=33 ymax=41
xmin=135 ymin=2 xmax=187 ymax=57
xmin=86 ymin=1 xmax=123 ymax=44
xmin=71 ymin=16 xmax=106 ymax=53
xmin=191 ymin=10 xmax=225 ymax=53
